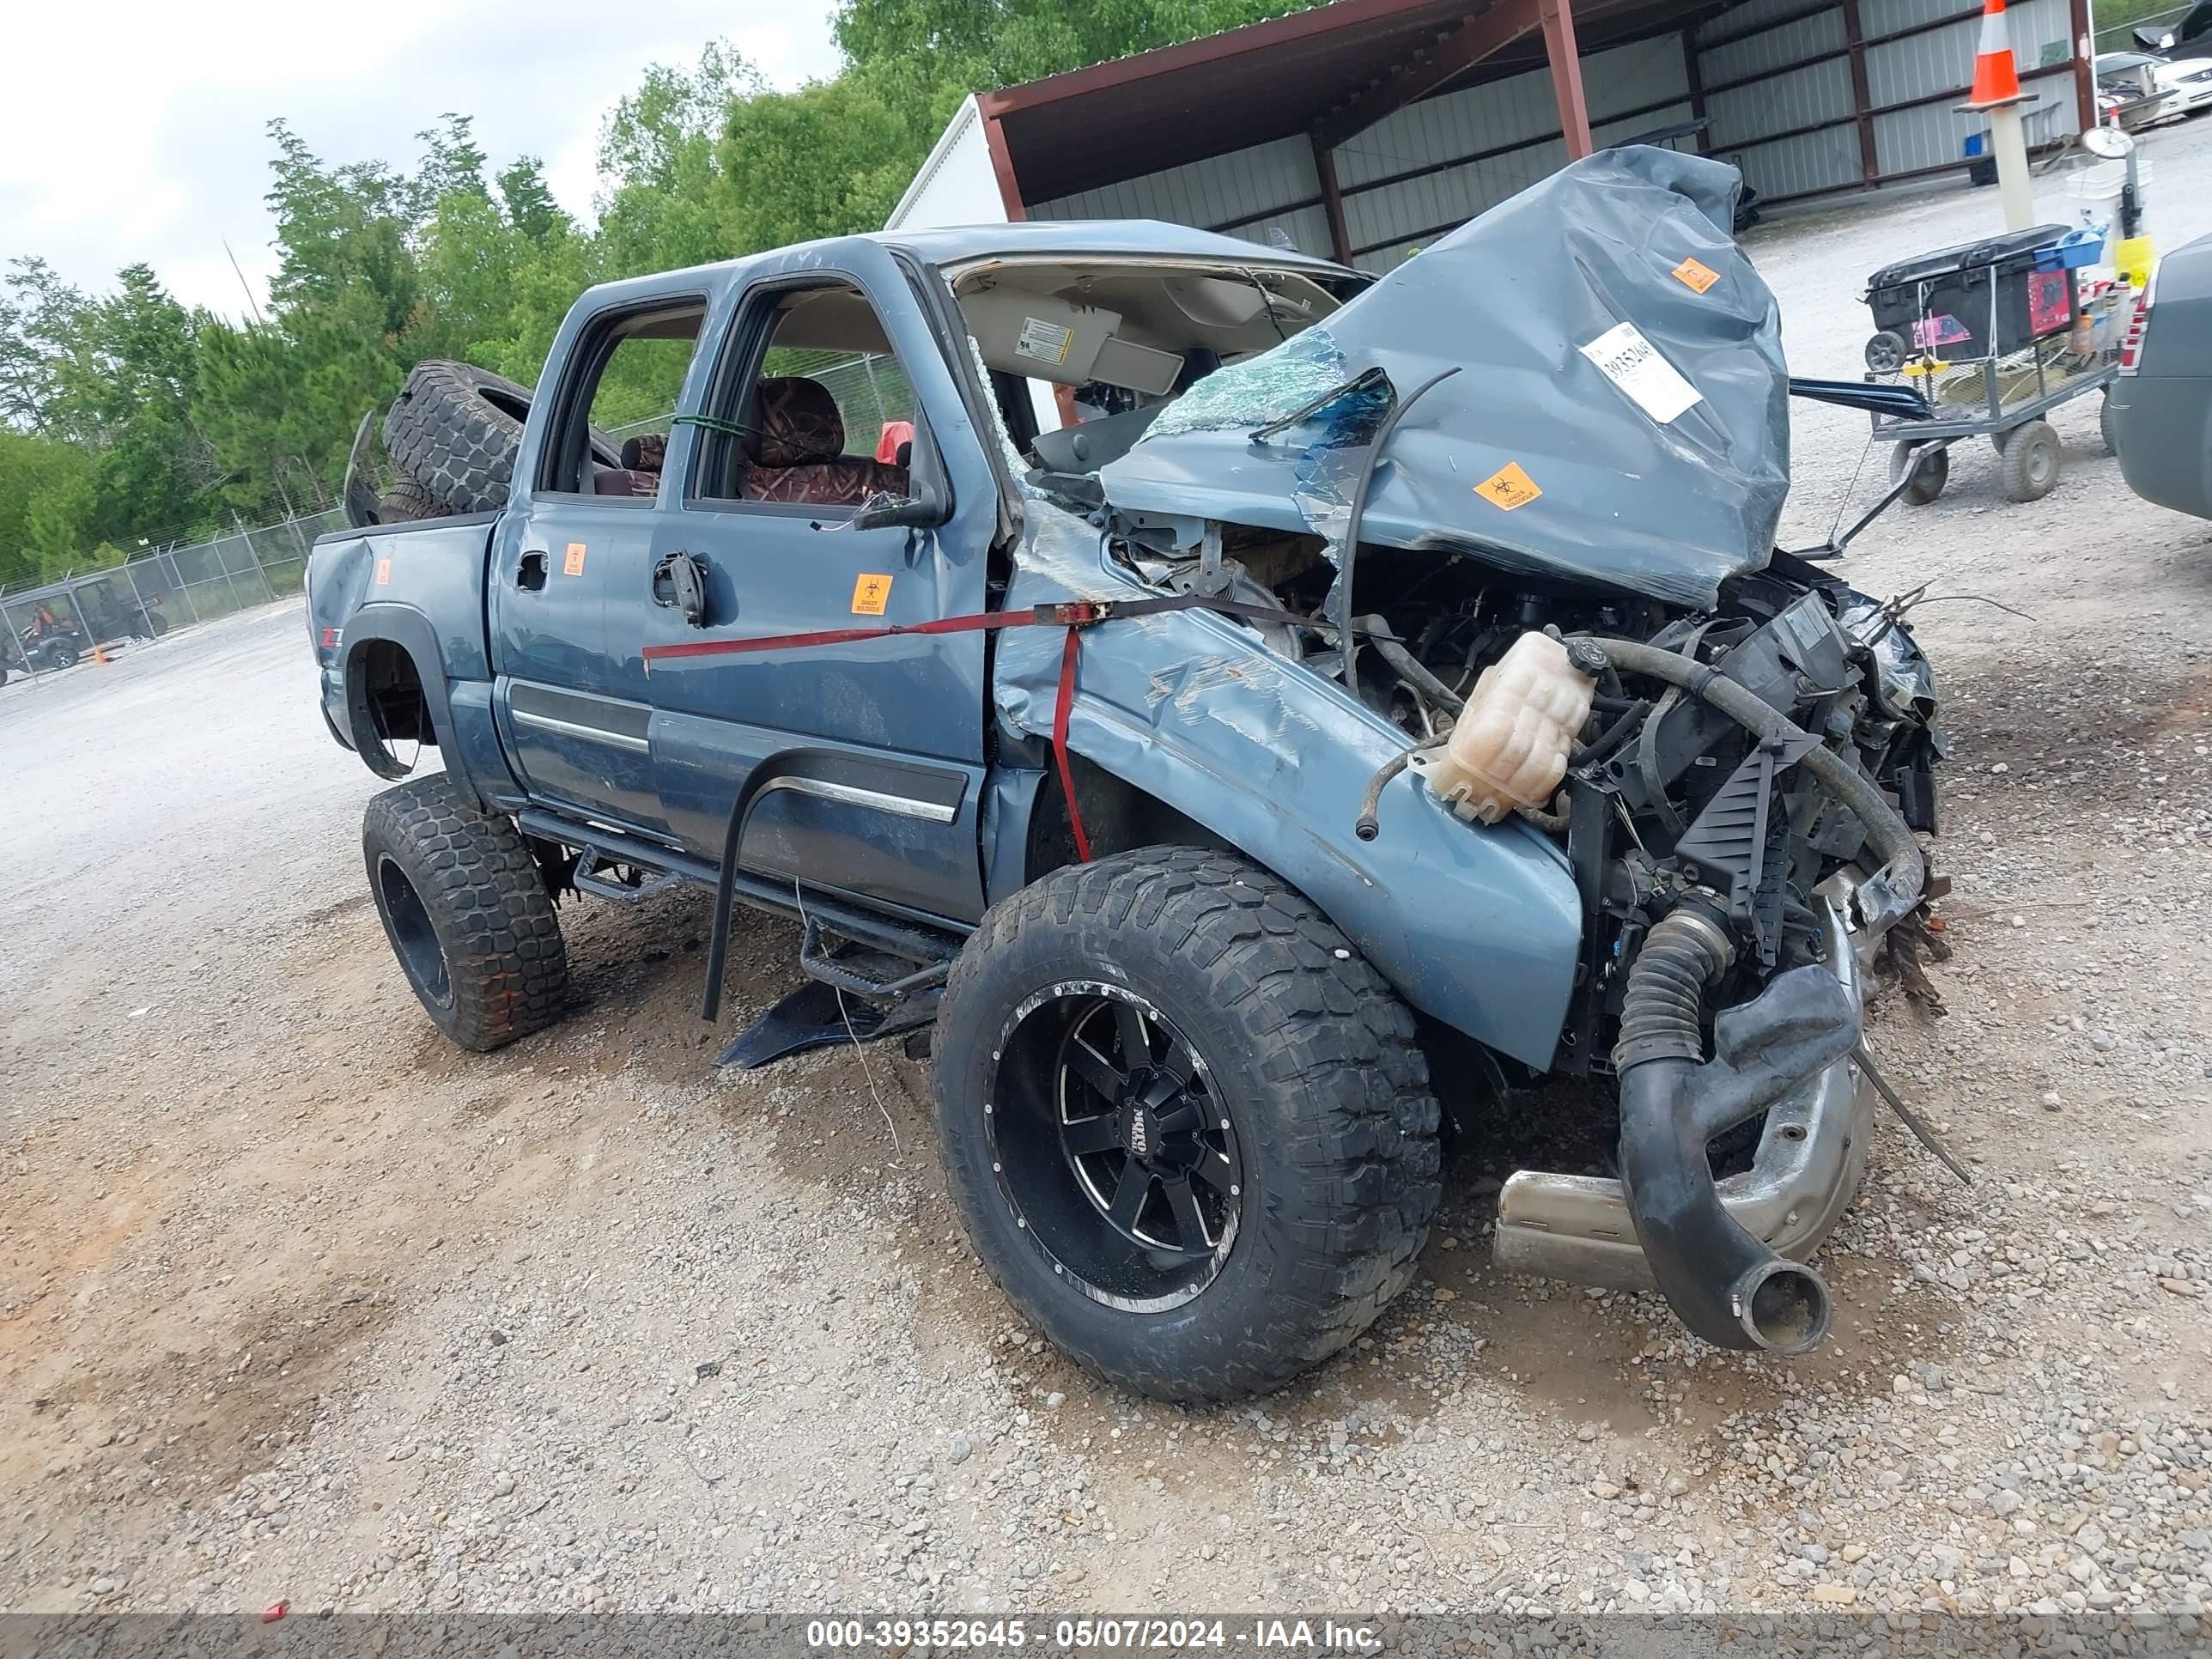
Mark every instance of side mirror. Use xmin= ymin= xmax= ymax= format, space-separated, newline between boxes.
xmin=849 ymin=487 xmax=949 ymax=532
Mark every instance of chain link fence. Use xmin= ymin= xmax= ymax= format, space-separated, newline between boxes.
xmin=1 ymin=506 xmax=343 ymax=686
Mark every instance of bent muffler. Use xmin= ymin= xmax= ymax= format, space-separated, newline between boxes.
xmin=1613 ymin=903 xmax=1863 ymax=1352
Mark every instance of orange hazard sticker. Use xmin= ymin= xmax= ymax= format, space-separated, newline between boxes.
xmin=562 ymin=542 xmax=587 ymax=577
xmin=851 ymin=573 xmax=892 ymax=616
xmin=1671 ymin=256 xmax=1721 ymax=295
xmin=1474 ymin=462 xmax=1542 ymax=511
xmin=374 ymin=556 xmax=392 ymax=586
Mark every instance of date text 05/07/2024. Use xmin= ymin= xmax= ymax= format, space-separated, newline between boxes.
xmin=804 ymin=1617 xmax=1383 ymax=1650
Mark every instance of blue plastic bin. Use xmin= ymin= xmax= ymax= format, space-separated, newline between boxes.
xmin=2033 ymin=229 xmax=2105 ymax=271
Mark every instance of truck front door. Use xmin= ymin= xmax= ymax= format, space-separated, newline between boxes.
xmin=629 ymin=243 xmax=999 ymax=926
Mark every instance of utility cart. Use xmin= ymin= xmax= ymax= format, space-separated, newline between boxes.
xmin=1859 ymin=223 xmax=2120 ymax=505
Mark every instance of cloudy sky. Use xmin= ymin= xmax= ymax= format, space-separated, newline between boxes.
xmin=1 ymin=0 xmax=843 ymax=319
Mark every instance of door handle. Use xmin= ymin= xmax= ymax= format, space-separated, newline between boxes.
xmin=517 ymin=550 xmax=548 ymax=591
xmin=653 ymin=550 xmax=712 ymax=627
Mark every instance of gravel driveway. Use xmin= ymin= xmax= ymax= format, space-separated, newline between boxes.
xmin=3 ymin=130 xmax=2209 ymax=1631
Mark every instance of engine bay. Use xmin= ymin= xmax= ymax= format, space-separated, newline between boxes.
xmin=1093 ymin=512 xmax=1943 ymax=1075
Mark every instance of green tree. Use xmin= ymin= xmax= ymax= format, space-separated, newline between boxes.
xmin=4 ymin=261 xmax=217 ymax=547
xmin=4 ymin=2 xmax=1330 ymax=555
xmin=407 ymin=113 xmax=491 ymax=218
xmin=498 ymin=158 xmax=568 ymax=244
xmin=591 ymin=43 xmax=758 ymax=279
xmin=832 ymin=0 xmax=1325 ymax=135
xmin=717 ymin=76 xmax=925 ymax=252
xmin=262 ymin=122 xmax=422 ymax=345
xmin=0 ymin=428 xmax=98 ymax=586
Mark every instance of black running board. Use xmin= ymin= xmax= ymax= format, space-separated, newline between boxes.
xmin=572 ymin=851 xmax=685 ymax=903
xmin=716 ymin=981 xmax=939 ymax=1069
xmin=514 ymin=809 xmax=968 ymax=963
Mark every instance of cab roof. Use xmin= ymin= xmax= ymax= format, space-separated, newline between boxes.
xmin=579 ymin=220 xmax=1358 ymax=313
xmin=883 ymin=219 xmax=1357 ymax=275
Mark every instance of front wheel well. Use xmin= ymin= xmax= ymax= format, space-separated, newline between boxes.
xmin=345 ymin=637 xmax=438 ymax=779
xmin=1024 ymin=755 xmax=1231 ymax=884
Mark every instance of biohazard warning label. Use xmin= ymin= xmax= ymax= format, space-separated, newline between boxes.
xmin=563 ymin=543 xmax=587 ymax=577
xmin=1474 ymin=462 xmax=1542 ymax=511
xmin=374 ymin=556 xmax=392 ymax=586
xmin=1671 ymin=256 xmax=1720 ymax=294
xmin=851 ymin=573 xmax=892 ymax=615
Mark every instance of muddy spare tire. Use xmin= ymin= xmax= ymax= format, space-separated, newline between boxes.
xmin=383 ymin=361 xmax=535 ymax=515
xmin=376 ymin=477 xmax=446 ymax=525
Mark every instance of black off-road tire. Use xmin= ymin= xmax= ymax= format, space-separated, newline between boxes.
xmin=361 ymin=775 xmax=568 ymax=1052
xmin=376 ymin=477 xmax=446 ymax=525
xmin=383 ymin=360 xmax=533 ymax=515
xmin=933 ymin=848 xmax=1442 ymax=1401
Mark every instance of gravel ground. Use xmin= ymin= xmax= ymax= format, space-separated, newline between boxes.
xmin=3 ymin=132 xmax=2211 ymax=1632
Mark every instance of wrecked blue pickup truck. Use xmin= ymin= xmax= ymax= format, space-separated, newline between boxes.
xmin=307 ymin=148 xmax=1944 ymax=1401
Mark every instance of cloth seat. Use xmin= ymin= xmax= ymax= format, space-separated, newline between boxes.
xmin=739 ymin=378 xmax=908 ymax=507
xmin=590 ymin=431 xmax=669 ymax=497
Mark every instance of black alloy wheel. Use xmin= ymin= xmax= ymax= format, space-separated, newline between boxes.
xmin=990 ymin=982 xmax=1243 ymax=1311
xmin=932 ymin=848 xmax=1442 ymax=1401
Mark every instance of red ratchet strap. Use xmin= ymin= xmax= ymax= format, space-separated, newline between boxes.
xmin=639 ymin=593 xmax=1325 ymax=865
xmin=1051 ymin=628 xmax=1091 ymax=862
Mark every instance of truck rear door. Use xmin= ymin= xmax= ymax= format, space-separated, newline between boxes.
xmin=625 ymin=240 xmax=1000 ymax=926
xmin=486 ymin=295 xmax=709 ymax=839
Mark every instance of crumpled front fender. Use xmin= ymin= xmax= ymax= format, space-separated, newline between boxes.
xmin=994 ymin=505 xmax=1582 ymax=1071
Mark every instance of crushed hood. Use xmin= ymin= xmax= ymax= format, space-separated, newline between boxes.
xmin=1096 ymin=147 xmax=1790 ymax=611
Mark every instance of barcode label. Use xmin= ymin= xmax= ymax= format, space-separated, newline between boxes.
xmin=1578 ymin=322 xmax=1702 ymax=425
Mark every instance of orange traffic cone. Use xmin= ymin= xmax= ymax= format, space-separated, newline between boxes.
xmin=93 ymin=643 xmax=110 ymax=665
xmin=1966 ymin=0 xmax=2021 ymax=106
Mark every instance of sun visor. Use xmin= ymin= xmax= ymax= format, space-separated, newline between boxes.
xmin=963 ymin=287 xmax=1121 ymax=386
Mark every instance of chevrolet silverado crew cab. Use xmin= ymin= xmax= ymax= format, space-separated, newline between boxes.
xmin=307 ymin=149 xmax=1946 ymax=1401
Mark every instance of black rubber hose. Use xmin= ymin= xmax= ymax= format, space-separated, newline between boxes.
xmin=1356 ymin=620 xmax=1466 ymax=716
xmin=1353 ymin=742 xmax=1443 ymax=842
xmin=1582 ymin=635 xmax=1924 ymax=929
xmin=1613 ymin=908 xmax=1836 ymax=1353
xmin=1577 ymin=697 xmax=1650 ymax=767
xmin=1336 ymin=367 xmax=1462 ymax=698
xmin=1514 ymin=791 xmax=1570 ymax=836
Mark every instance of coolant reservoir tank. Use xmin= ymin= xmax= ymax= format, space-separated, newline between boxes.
xmin=1420 ymin=631 xmax=1600 ymax=824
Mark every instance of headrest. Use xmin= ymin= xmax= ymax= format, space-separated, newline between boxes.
xmin=749 ymin=378 xmax=844 ymax=466
xmin=621 ymin=432 xmax=666 ymax=472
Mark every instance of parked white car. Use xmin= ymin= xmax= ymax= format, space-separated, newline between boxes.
xmin=2154 ymin=55 xmax=2212 ymax=118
